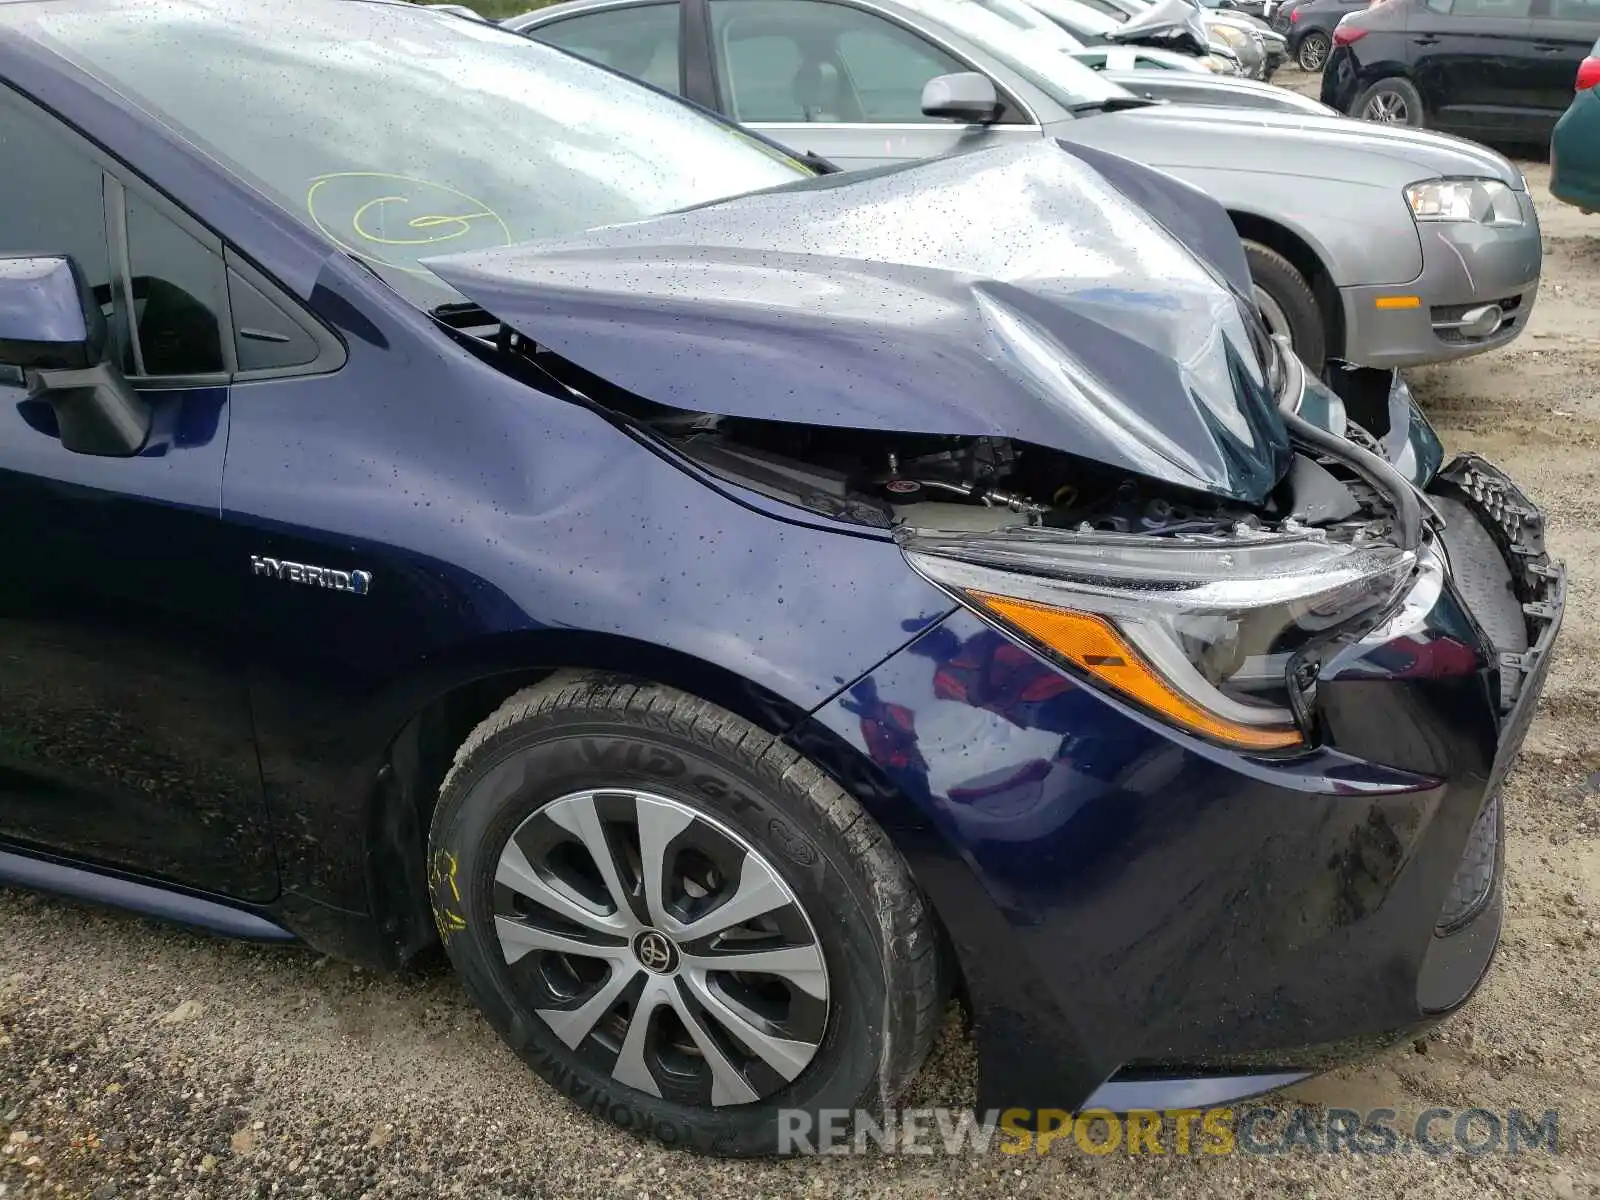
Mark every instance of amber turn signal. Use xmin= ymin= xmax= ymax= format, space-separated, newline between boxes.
xmin=966 ymin=591 xmax=1305 ymax=752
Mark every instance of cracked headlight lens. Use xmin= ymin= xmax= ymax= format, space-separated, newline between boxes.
xmin=900 ymin=526 xmax=1417 ymax=752
xmin=1404 ymin=178 xmax=1523 ymax=226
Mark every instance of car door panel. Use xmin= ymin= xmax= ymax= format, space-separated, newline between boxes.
xmin=1530 ymin=0 xmax=1600 ymax=118
xmin=0 ymin=90 xmax=278 ymax=901
xmin=1409 ymin=0 xmax=1541 ymax=135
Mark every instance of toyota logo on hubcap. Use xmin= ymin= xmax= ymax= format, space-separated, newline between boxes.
xmin=632 ymin=929 xmax=680 ymax=974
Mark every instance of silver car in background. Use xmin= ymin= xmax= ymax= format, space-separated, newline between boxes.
xmin=1102 ymin=66 xmax=1336 ymax=113
xmin=508 ymin=0 xmax=1540 ymax=372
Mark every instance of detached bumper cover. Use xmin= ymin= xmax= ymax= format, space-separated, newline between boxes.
xmin=1429 ymin=455 xmax=1564 ymax=931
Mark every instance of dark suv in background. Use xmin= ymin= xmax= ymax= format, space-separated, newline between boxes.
xmin=1323 ymin=0 xmax=1597 ymax=139
xmin=1282 ymin=0 xmax=1370 ymax=69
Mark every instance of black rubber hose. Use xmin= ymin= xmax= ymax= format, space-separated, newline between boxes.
xmin=1281 ymin=405 xmax=1424 ymax=552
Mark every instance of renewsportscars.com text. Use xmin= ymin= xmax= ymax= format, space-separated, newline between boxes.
xmin=777 ymin=1106 xmax=1561 ymax=1157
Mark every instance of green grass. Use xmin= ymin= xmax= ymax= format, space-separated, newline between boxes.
xmin=410 ymin=0 xmax=558 ymax=18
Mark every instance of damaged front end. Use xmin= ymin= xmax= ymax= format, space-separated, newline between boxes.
xmin=888 ymin=347 xmax=1438 ymax=757
xmin=423 ymin=174 xmax=1564 ymax=1108
xmin=438 ymin=284 xmax=1465 ymax=761
xmin=423 ymin=136 xmax=1561 ymax=771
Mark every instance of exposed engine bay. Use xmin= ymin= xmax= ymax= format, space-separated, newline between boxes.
xmin=442 ymin=313 xmax=1450 ymax=751
xmin=444 ymin=315 xmax=1410 ymax=550
xmin=654 ymin=412 xmax=1402 ymax=549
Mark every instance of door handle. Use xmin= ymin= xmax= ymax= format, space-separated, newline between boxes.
xmin=1412 ymin=35 xmax=1440 ymax=44
xmin=1533 ymin=43 xmax=1569 ymax=52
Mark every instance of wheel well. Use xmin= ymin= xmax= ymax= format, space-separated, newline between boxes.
xmin=365 ymin=646 xmax=968 ymax=1013
xmin=364 ymin=639 xmax=823 ymax=966
xmin=1229 ymin=211 xmax=1345 ymax=361
xmin=366 ymin=669 xmax=551 ymax=968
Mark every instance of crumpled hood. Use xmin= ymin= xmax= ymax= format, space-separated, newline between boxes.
xmin=425 ymin=141 xmax=1291 ymax=502
xmin=1108 ymin=0 xmax=1213 ymax=55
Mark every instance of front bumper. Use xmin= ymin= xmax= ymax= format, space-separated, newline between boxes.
xmin=803 ymin=448 xmax=1564 ymax=1115
xmin=1340 ymin=191 xmax=1542 ymax=369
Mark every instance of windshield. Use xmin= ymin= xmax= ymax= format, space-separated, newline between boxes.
xmin=902 ymin=0 xmax=1131 ymax=104
xmin=15 ymin=0 xmax=811 ymax=306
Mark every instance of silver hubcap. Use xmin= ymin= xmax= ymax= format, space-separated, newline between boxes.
xmin=493 ymin=789 xmax=829 ymax=1108
xmin=1364 ymin=91 xmax=1409 ymax=124
xmin=1254 ymin=284 xmax=1294 ymax=346
xmin=1300 ymin=36 xmax=1327 ymax=69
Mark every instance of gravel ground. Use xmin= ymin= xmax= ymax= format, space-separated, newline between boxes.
xmin=4 ymin=70 xmax=1599 ymax=1200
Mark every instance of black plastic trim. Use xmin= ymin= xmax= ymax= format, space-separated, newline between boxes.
xmin=225 ymin=249 xmax=348 ymax=382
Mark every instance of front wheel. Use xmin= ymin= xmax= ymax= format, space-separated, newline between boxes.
xmin=1352 ymin=77 xmax=1425 ymax=127
xmin=1296 ymin=30 xmax=1330 ymax=71
xmin=1243 ymin=240 xmax=1328 ymax=373
xmin=426 ymin=673 xmax=945 ymax=1156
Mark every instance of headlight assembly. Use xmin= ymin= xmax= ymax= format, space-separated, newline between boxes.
xmin=900 ymin=526 xmax=1417 ymax=752
xmin=1212 ymin=24 xmax=1249 ymax=49
xmin=1404 ymin=178 xmax=1523 ymax=227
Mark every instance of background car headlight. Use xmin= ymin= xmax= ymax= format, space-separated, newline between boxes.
xmin=900 ymin=526 xmax=1417 ymax=752
xmin=1212 ymin=24 xmax=1250 ymax=50
xmin=1405 ymin=178 xmax=1523 ymax=226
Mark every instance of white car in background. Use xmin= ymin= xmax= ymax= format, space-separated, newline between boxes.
xmin=1058 ymin=32 xmax=1229 ymax=71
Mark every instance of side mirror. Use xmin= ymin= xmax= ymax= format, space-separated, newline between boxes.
xmin=920 ymin=72 xmax=1002 ymax=124
xmin=0 ymin=255 xmax=151 ymax=457
xmin=0 ymin=255 xmax=105 ymax=370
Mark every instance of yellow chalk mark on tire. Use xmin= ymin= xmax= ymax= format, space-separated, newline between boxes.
xmin=428 ymin=848 xmax=466 ymax=942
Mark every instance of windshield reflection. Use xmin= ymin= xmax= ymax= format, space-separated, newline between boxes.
xmin=28 ymin=0 xmax=809 ymax=305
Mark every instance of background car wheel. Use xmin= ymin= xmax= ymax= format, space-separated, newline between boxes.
xmin=427 ymin=672 xmax=945 ymax=1156
xmin=1296 ymin=31 xmax=1330 ymax=71
xmin=1243 ymin=240 xmax=1327 ymax=372
xmin=1352 ymin=77 xmax=1425 ymax=127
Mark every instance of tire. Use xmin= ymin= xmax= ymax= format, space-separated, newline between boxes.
xmin=427 ymin=672 xmax=944 ymax=1157
xmin=1243 ymin=240 xmax=1327 ymax=372
xmin=1351 ymin=77 xmax=1425 ymax=127
xmin=1296 ymin=30 xmax=1330 ymax=71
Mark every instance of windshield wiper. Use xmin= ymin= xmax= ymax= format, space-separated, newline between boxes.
xmin=798 ymin=149 xmax=842 ymax=175
xmin=1068 ymin=96 xmax=1161 ymax=114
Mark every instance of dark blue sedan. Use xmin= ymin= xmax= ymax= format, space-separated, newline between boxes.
xmin=0 ymin=0 xmax=1564 ymax=1156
